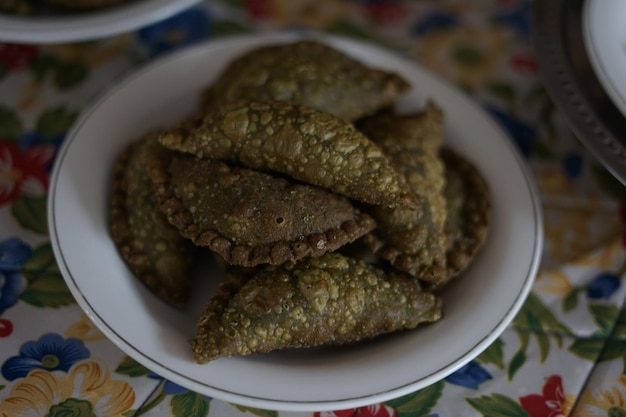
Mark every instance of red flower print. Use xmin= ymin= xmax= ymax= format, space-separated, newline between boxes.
xmin=0 ymin=318 xmax=13 ymax=337
xmin=315 ymin=410 xmax=355 ymax=417
xmin=364 ymin=2 xmax=407 ymax=24
xmin=0 ymin=44 xmax=39 ymax=70
xmin=354 ymin=404 xmax=397 ymax=417
xmin=0 ymin=140 xmax=54 ymax=206
xmin=519 ymin=375 xmax=567 ymax=417
xmin=315 ymin=404 xmax=397 ymax=417
xmin=510 ymin=53 xmax=537 ymax=74
xmin=243 ymin=0 xmax=272 ymax=19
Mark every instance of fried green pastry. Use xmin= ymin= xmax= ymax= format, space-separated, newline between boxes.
xmin=191 ymin=252 xmax=442 ymax=363
xmin=110 ymin=133 xmax=197 ymax=308
xmin=201 ymin=40 xmax=410 ymax=121
xmin=358 ymin=103 xmax=448 ymax=283
xmin=150 ymin=154 xmax=376 ymax=267
xmin=159 ymin=100 xmax=418 ymax=209
xmin=439 ymin=147 xmax=490 ymax=284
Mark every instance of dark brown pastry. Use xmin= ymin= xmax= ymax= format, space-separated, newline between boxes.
xmin=109 ymin=132 xmax=197 ymax=308
xmin=150 ymin=154 xmax=376 ymax=267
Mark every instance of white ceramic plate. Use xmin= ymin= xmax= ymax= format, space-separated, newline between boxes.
xmin=0 ymin=0 xmax=201 ymax=44
xmin=583 ymin=0 xmax=626 ymax=117
xmin=48 ymin=33 xmax=542 ymax=412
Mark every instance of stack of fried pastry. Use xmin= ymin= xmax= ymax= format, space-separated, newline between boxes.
xmin=109 ymin=40 xmax=491 ymax=363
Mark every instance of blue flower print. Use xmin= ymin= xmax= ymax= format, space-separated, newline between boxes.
xmin=587 ymin=272 xmax=620 ymax=300
xmin=485 ymin=104 xmax=536 ymax=157
xmin=149 ymin=372 xmax=212 ymax=399
xmin=0 ymin=238 xmax=31 ymax=314
xmin=1 ymin=333 xmax=90 ymax=380
xmin=138 ymin=7 xmax=211 ymax=58
xmin=562 ymin=152 xmax=583 ymax=179
xmin=163 ymin=380 xmax=193 ymax=395
xmin=492 ymin=0 xmax=530 ymax=38
xmin=0 ymin=270 xmax=25 ymax=315
xmin=19 ymin=130 xmax=64 ymax=150
xmin=411 ymin=11 xmax=459 ymax=36
xmin=0 ymin=237 xmax=32 ymax=269
xmin=445 ymin=360 xmax=492 ymax=389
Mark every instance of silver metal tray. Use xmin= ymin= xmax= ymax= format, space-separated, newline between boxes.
xmin=532 ymin=0 xmax=626 ymax=185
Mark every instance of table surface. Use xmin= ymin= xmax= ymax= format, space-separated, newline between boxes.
xmin=1 ymin=1 xmax=625 ymax=416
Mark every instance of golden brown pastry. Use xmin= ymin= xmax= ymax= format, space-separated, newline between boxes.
xmin=201 ymin=40 xmax=410 ymax=121
xmin=191 ymin=252 xmax=442 ymax=363
xmin=439 ymin=147 xmax=490 ymax=284
xmin=159 ymin=100 xmax=418 ymax=209
xmin=358 ymin=103 xmax=448 ymax=284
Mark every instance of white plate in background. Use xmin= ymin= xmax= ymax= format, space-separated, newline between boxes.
xmin=48 ymin=33 xmax=542 ymax=412
xmin=0 ymin=0 xmax=201 ymax=44
xmin=583 ymin=0 xmax=626 ymax=117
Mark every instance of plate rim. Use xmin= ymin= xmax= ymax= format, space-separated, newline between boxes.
xmin=0 ymin=0 xmax=202 ymax=43
xmin=532 ymin=0 xmax=626 ymax=186
xmin=583 ymin=0 xmax=626 ymax=117
xmin=48 ymin=32 xmax=543 ymax=412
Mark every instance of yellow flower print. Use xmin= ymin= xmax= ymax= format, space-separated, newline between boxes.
xmin=539 ymin=169 xmax=626 ymax=205
xmin=42 ymin=34 xmax=134 ymax=67
xmin=543 ymin=206 xmax=622 ymax=266
xmin=572 ymin=375 xmax=626 ymax=417
xmin=537 ymin=168 xmax=625 ymax=268
xmin=534 ymin=269 xmax=572 ymax=296
xmin=0 ymin=360 xmax=135 ymax=417
xmin=571 ymin=238 xmax=626 ymax=270
xmin=537 ymin=170 xmax=575 ymax=198
xmin=415 ymin=25 xmax=508 ymax=88
xmin=65 ymin=313 xmax=106 ymax=341
xmin=270 ymin=0 xmax=353 ymax=29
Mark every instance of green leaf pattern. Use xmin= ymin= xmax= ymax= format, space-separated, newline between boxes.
xmin=0 ymin=105 xmax=22 ymax=140
xmin=385 ymin=380 xmax=444 ymax=417
xmin=11 ymin=195 xmax=48 ymax=234
xmin=170 ymin=392 xmax=210 ymax=417
xmin=466 ymin=394 xmax=530 ymax=417
xmin=1 ymin=1 xmax=626 ymax=417
xmin=115 ymin=356 xmax=152 ymax=378
xmin=19 ymin=243 xmax=75 ymax=308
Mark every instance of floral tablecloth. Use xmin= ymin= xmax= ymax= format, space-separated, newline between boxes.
xmin=1 ymin=1 xmax=626 ymax=416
